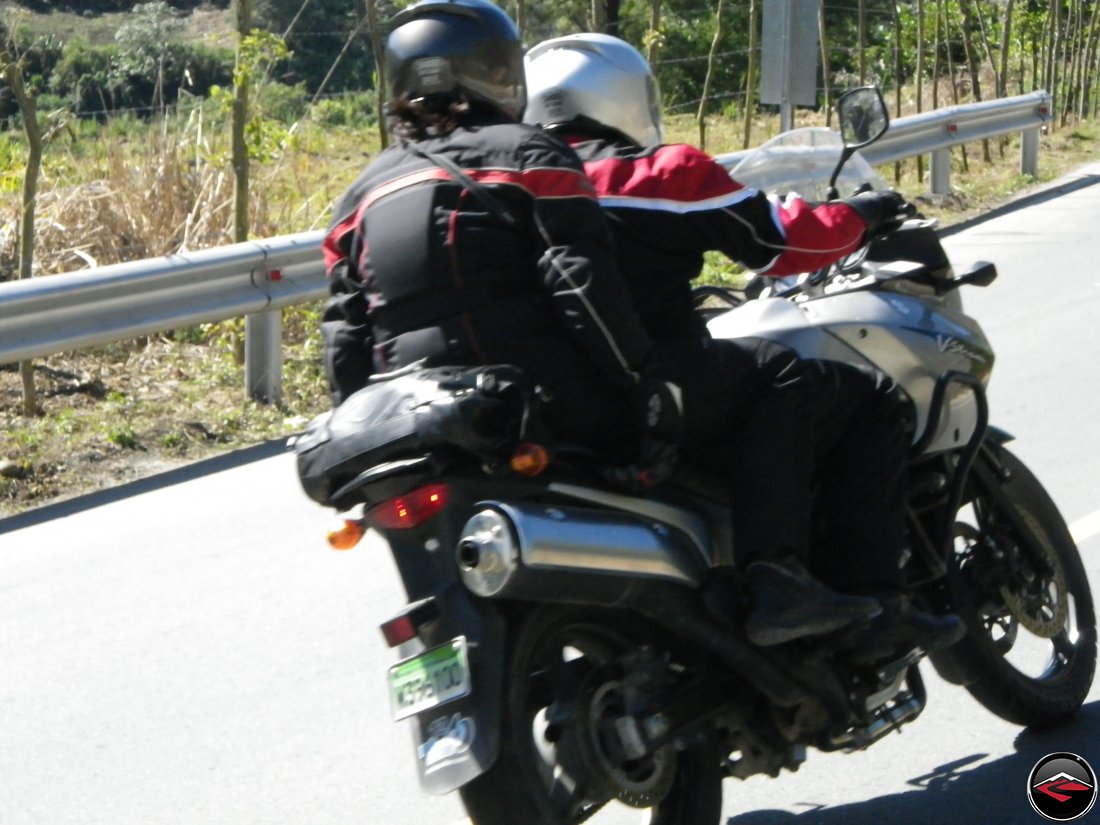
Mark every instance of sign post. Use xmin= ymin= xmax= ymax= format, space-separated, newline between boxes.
xmin=760 ymin=0 xmax=820 ymax=132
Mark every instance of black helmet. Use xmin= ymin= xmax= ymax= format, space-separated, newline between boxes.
xmin=385 ymin=0 xmax=526 ymax=121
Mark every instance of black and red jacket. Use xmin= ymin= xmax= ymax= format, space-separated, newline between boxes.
xmin=321 ymin=117 xmax=653 ymax=405
xmin=567 ymin=136 xmax=870 ymax=341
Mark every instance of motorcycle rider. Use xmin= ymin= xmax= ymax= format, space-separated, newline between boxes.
xmin=320 ymin=0 xmax=673 ymax=467
xmin=523 ymin=33 xmax=966 ymax=654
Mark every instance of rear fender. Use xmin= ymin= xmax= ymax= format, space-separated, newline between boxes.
xmin=382 ymin=523 xmax=507 ymax=795
xmin=394 ymin=584 xmax=506 ymax=795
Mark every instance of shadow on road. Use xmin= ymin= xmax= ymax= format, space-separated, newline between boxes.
xmin=0 ymin=438 xmax=290 ymax=535
xmin=938 ymin=173 xmax=1100 ymax=238
xmin=727 ymin=700 xmax=1100 ymax=825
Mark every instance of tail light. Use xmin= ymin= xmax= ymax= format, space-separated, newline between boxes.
xmin=365 ymin=482 xmax=449 ymax=530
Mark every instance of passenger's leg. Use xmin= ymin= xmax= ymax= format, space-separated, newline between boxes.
xmin=675 ymin=339 xmax=881 ymax=646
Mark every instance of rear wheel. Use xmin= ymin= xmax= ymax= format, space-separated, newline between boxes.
xmin=939 ymin=443 xmax=1096 ymax=728
xmin=459 ymin=606 xmax=724 ymax=825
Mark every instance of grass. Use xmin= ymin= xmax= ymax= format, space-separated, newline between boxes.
xmin=1 ymin=93 xmax=1098 ymax=516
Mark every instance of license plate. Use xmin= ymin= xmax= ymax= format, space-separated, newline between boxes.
xmin=387 ymin=637 xmax=471 ymax=721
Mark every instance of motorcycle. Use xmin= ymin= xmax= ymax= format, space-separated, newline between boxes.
xmin=292 ymin=86 xmax=1096 ymax=824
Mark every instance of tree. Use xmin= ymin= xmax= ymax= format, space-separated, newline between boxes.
xmin=958 ymin=0 xmax=992 ymax=161
xmin=742 ymin=0 xmax=758 ymax=147
xmin=363 ymin=0 xmax=387 ymax=149
xmin=998 ymin=0 xmax=1016 ymax=98
xmin=819 ymin=0 xmax=832 ymax=127
xmin=696 ymin=0 xmax=726 ymax=149
xmin=255 ymin=0 xmax=377 ymax=92
xmin=113 ymin=1 xmax=185 ymax=110
xmin=645 ymin=0 xmax=662 ymax=65
xmin=232 ymin=0 xmax=251 ymax=246
xmin=1 ymin=24 xmax=42 ymax=416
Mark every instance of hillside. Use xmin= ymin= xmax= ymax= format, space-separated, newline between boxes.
xmin=0 ymin=1 xmax=234 ymax=47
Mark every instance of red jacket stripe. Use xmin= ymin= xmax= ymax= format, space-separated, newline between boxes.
xmin=465 ymin=166 xmax=597 ymax=199
xmin=583 ymin=143 xmax=746 ymax=210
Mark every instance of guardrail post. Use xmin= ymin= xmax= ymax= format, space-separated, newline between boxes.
xmin=930 ymin=147 xmax=951 ymax=196
xmin=245 ymin=310 xmax=282 ymax=404
xmin=1021 ymin=127 xmax=1040 ymax=178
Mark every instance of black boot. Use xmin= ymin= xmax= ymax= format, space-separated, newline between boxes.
xmin=849 ymin=593 xmax=967 ymax=664
xmin=744 ymin=558 xmax=883 ymax=646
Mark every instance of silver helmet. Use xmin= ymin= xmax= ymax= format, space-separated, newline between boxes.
xmin=523 ymin=33 xmax=663 ymax=148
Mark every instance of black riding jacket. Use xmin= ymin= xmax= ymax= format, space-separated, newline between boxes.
xmin=321 ymin=117 xmax=653 ymax=408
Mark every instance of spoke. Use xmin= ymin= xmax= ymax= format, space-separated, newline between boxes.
xmin=1052 ymin=630 xmax=1078 ymax=661
xmin=545 ymin=768 xmax=610 ymax=824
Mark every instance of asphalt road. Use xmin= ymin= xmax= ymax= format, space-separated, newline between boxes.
xmin=2 ymin=164 xmax=1099 ymax=825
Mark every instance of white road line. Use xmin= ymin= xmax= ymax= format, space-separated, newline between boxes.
xmin=1070 ymin=508 xmax=1100 ymax=546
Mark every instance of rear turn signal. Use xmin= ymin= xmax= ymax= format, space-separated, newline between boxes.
xmin=327 ymin=519 xmax=365 ymax=550
xmin=366 ymin=483 xmax=449 ymax=530
xmin=510 ymin=442 xmax=550 ymax=476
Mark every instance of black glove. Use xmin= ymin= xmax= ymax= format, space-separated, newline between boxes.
xmin=603 ymin=380 xmax=683 ymax=492
xmin=841 ymin=190 xmax=916 ymax=240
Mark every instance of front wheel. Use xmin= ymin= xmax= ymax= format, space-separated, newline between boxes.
xmin=459 ymin=606 xmax=724 ymax=825
xmin=939 ymin=442 xmax=1096 ymax=728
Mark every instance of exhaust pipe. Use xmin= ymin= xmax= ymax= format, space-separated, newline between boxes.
xmin=455 ymin=502 xmax=805 ymax=707
xmin=456 ymin=501 xmax=705 ymax=598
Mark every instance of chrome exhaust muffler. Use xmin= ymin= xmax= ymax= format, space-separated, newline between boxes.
xmin=456 ymin=501 xmax=706 ymax=600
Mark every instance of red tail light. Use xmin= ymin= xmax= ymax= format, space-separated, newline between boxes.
xmin=366 ymin=483 xmax=449 ymax=530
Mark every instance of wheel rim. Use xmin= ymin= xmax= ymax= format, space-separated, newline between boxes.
xmin=996 ymin=507 xmax=1070 ymax=637
xmin=953 ymin=521 xmax=1083 ymax=682
xmin=512 ymin=616 xmax=685 ymax=823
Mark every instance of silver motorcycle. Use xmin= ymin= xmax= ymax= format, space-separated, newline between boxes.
xmin=293 ymin=87 xmax=1096 ymax=824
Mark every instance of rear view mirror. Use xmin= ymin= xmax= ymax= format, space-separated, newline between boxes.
xmin=837 ymin=87 xmax=889 ymax=148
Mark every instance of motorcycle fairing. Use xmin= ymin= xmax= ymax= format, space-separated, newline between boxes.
xmin=707 ymin=287 xmax=994 ymax=454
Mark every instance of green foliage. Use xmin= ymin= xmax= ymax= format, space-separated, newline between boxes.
xmin=41 ymin=36 xmax=233 ymax=117
xmin=105 ymin=425 xmax=141 ymax=450
xmin=0 ymin=134 xmax=23 ymax=193
xmin=309 ymin=92 xmax=377 ymax=128
xmin=206 ymin=30 xmax=300 ymax=162
xmin=9 ymin=1 xmax=227 ymax=11
xmin=254 ymin=0 xmax=383 ymax=94
xmin=699 ymin=250 xmax=747 ymax=288
xmin=113 ymin=1 xmax=185 ymax=77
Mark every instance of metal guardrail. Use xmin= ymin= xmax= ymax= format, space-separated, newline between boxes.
xmin=0 ymin=231 xmax=327 ymax=401
xmin=0 ymin=91 xmax=1054 ymax=401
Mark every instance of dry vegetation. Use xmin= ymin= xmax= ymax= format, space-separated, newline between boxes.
xmin=2 ymin=101 xmax=1098 ymax=518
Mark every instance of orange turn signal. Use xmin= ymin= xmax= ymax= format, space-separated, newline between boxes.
xmin=327 ymin=519 xmax=366 ymax=551
xmin=510 ymin=442 xmax=550 ymax=476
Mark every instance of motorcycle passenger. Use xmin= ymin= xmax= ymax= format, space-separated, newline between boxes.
xmin=320 ymin=0 xmax=676 ymax=468
xmin=523 ymin=33 xmax=965 ymax=654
